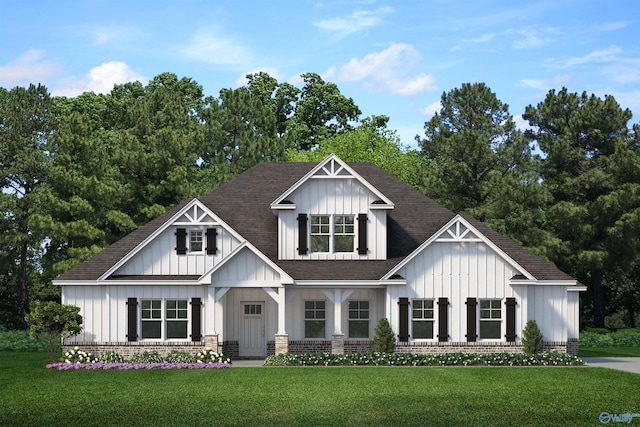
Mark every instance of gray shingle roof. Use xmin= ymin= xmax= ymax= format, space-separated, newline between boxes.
xmin=55 ymin=161 xmax=574 ymax=283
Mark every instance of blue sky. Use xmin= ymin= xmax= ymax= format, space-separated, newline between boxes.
xmin=1 ymin=0 xmax=638 ymax=147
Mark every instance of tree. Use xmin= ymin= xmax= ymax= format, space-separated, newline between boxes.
xmin=521 ymin=319 xmax=544 ymax=354
xmin=373 ymin=317 xmax=396 ymax=353
xmin=523 ymin=88 xmax=640 ymax=327
xmin=25 ymin=301 xmax=82 ymax=363
xmin=0 ymin=84 xmax=53 ymax=328
xmin=417 ymin=83 xmax=547 ymax=251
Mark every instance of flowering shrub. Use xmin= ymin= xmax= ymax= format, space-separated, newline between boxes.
xmin=165 ymin=350 xmax=196 ymax=363
xmin=46 ymin=362 xmax=230 ymax=370
xmin=64 ymin=347 xmax=98 ymax=364
xmin=196 ymin=347 xmax=231 ymax=364
xmin=128 ymin=350 xmax=164 ymax=364
xmin=98 ymin=350 xmax=125 ymax=363
xmin=263 ymin=351 xmax=584 ymax=367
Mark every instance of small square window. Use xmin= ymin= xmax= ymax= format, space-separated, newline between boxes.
xmin=190 ymin=231 xmax=203 ymax=252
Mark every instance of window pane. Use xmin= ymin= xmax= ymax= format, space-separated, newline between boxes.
xmin=311 ymin=235 xmax=329 ymax=252
xmin=413 ymin=321 xmax=434 ymax=339
xmin=334 ymin=235 xmax=354 ymax=252
xmin=480 ymin=321 xmax=501 ymax=339
xmin=349 ymin=320 xmax=369 ymax=338
xmin=305 ymin=320 xmax=325 ymax=338
xmin=480 ymin=300 xmax=491 ymax=309
xmin=167 ymin=321 xmax=187 ymax=339
xmin=141 ymin=321 xmax=161 ymax=339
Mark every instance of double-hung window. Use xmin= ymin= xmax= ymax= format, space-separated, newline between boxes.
xmin=141 ymin=299 xmax=188 ymax=339
xmin=310 ymin=215 xmax=355 ymax=253
xmin=479 ymin=299 xmax=501 ymax=339
xmin=190 ymin=230 xmax=203 ymax=252
xmin=412 ymin=299 xmax=434 ymax=339
xmin=304 ymin=300 xmax=326 ymax=338
xmin=348 ymin=300 xmax=369 ymax=338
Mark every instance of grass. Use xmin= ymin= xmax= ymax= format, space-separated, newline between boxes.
xmin=579 ymin=347 xmax=640 ymax=357
xmin=1 ymin=352 xmax=639 ymax=427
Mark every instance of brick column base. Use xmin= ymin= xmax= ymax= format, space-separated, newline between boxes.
xmin=332 ymin=334 xmax=345 ymax=354
xmin=275 ymin=334 xmax=289 ymax=355
xmin=204 ymin=335 xmax=220 ymax=353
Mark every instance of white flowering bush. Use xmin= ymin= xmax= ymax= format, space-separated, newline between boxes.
xmin=63 ymin=347 xmax=98 ymax=364
xmin=196 ymin=347 xmax=231 ymax=364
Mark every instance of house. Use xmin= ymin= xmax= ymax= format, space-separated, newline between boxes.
xmin=54 ymin=154 xmax=585 ymax=358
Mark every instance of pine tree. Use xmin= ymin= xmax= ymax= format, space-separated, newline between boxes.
xmin=373 ymin=317 xmax=396 ymax=353
xmin=522 ymin=320 xmax=544 ymax=354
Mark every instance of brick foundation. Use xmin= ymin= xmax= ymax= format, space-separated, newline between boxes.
xmin=221 ymin=341 xmax=239 ymax=359
xmin=344 ymin=340 xmax=374 ymax=353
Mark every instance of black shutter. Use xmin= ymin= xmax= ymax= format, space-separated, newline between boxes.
xmin=437 ymin=297 xmax=448 ymax=342
xmin=297 ymin=214 xmax=308 ymax=255
xmin=398 ymin=297 xmax=410 ymax=342
xmin=357 ymin=214 xmax=368 ymax=255
xmin=191 ymin=298 xmax=202 ymax=341
xmin=505 ymin=297 xmax=517 ymax=342
xmin=206 ymin=228 xmax=217 ymax=255
xmin=126 ymin=298 xmax=138 ymax=342
xmin=465 ymin=297 xmax=477 ymax=342
xmin=175 ymin=228 xmax=187 ymax=255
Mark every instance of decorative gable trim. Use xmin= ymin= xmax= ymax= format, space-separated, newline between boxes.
xmin=98 ymin=199 xmax=245 ymax=281
xmin=382 ymin=214 xmax=535 ymax=281
xmin=270 ymin=154 xmax=394 ymax=210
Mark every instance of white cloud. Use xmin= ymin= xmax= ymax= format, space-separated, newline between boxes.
xmin=313 ymin=6 xmax=393 ymax=37
xmin=514 ymin=114 xmax=531 ymax=132
xmin=507 ymin=26 xmax=558 ymax=49
xmin=556 ymin=45 xmax=622 ymax=68
xmin=0 ymin=49 xmax=60 ymax=87
xmin=180 ymin=30 xmax=253 ymax=68
xmin=449 ymin=45 xmax=462 ymax=52
xmin=419 ymin=101 xmax=442 ymax=117
xmin=592 ymin=21 xmax=627 ymax=32
xmin=328 ymin=43 xmax=437 ymax=95
xmin=53 ymin=62 xmax=146 ymax=97
xmin=462 ymin=33 xmax=495 ymax=44
xmin=520 ymin=74 xmax=572 ymax=92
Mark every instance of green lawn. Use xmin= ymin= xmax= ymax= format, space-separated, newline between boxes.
xmin=1 ymin=352 xmax=639 ymax=427
xmin=579 ymin=347 xmax=640 ymax=357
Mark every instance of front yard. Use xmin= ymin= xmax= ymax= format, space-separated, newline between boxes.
xmin=1 ymin=351 xmax=638 ymax=427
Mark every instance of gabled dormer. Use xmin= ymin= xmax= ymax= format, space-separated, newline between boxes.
xmin=271 ymin=155 xmax=394 ymax=260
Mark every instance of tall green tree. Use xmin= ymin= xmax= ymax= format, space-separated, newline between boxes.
xmin=0 ymin=84 xmax=53 ymax=328
xmin=523 ymin=88 xmax=640 ymax=327
xmin=417 ymin=83 xmax=546 ymax=250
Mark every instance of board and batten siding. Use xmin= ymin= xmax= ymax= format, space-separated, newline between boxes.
xmin=388 ymin=241 xmax=523 ymax=342
xmin=211 ymin=247 xmax=281 ymax=286
xmin=114 ymin=226 xmax=242 ymax=276
xmin=278 ymin=178 xmax=387 ymax=260
xmin=527 ymin=285 xmax=570 ymax=342
xmin=62 ymin=285 xmax=207 ymax=342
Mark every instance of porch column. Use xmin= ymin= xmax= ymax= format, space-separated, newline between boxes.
xmin=265 ymin=287 xmax=286 ymax=335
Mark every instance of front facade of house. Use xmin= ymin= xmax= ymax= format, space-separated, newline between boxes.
xmin=54 ymin=155 xmax=584 ymax=357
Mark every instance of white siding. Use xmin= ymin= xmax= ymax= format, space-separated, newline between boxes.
xmin=278 ymin=177 xmax=387 ymax=260
xmin=212 ymin=247 xmax=281 ymax=286
xmin=528 ymin=285 xmax=568 ymax=342
xmin=115 ymin=226 xmax=241 ymax=276
xmin=63 ymin=285 xmax=207 ymax=342
xmin=391 ymin=241 xmax=520 ymax=342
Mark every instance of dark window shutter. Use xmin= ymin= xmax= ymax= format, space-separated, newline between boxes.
xmin=126 ymin=298 xmax=138 ymax=342
xmin=191 ymin=298 xmax=202 ymax=342
xmin=398 ymin=297 xmax=410 ymax=342
xmin=465 ymin=297 xmax=477 ymax=342
xmin=357 ymin=214 xmax=368 ymax=255
xmin=297 ymin=214 xmax=308 ymax=255
xmin=505 ymin=297 xmax=517 ymax=342
xmin=205 ymin=228 xmax=217 ymax=255
xmin=437 ymin=297 xmax=449 ymax=342
xmin=175 ymin=228 xmax=187 ymax=255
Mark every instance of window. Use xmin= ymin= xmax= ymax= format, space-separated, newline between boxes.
xmin=480 ymin=299 xmax=501 ymax=339
xmin=305 ymin=300 xmax=326 ymax=338
xmin=141 ymin=300 xmax=162 ymax=339
xmin=348 ymin=300 xmax=369 ymax=338
xmin=310 ymin=215 xmax=355 ymax=253
xmin=310 ymin=216 xmax=330 ymax=252
xmin=412 ymin=299 xmax=434 ymax=339
xmin=190 ymin=230 xmax=203 ymax=252
xmin=166 ymin=300 xmax=188 ymax=339
xmin=141 ymin=299 xmax=188 ymax=339
xmin=334 ymin=216 xmax=354 ymax=252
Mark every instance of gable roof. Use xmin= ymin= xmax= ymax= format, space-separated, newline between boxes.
xmin=55 ymin=160 xmax=574 ymax=283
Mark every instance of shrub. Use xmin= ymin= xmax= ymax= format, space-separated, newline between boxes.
xmin=196 ymin=347 xmax=231 ymax=364
xmin=579 ymin=330 xmax=640 ymax=347
xmin=128 ymin=351 xmax=164 ymax=364
xmin=373 ymin=317 xmax=395 ymax=353
xmin=605 ymin=311 xmax=626 ymax=331
xmin=584 ymin=327 xmax=610 ymax=334
xmin=165 ymin=351 xmax=195 ymax=363
xmin=98 ymin=351 xmax=125 ymax=363
xmin=0 ymin=330 xmax=45 ymax=352
xmin=522 ymin=320 xmax=544 ymax=354
xmin=25 ymin=301 xmax=83 ymax=363
xmin=63 ymin=347 xmax=98 ymax=364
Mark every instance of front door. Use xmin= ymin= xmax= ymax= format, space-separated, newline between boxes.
xmin=240 ymin=302 xmax=265 ymax=357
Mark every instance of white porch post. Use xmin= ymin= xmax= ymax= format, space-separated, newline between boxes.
xmin=266 ymin=287 xmax=288 ymax=354
xmin=323 ymin=288 xmax=353 ymax=354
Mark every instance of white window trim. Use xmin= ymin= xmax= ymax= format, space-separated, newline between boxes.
xmin=411 ymin=299 xmax=435 ymax=341
xmin=189 ymin=229 xmax=204 ymax=253
xmin=140 ymin=298 xmax=191 ymax=341
xmin=309 ymin=214 xmax=356 ymax=254
xmin=479 ymin=299 xmax=502 ymax=340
